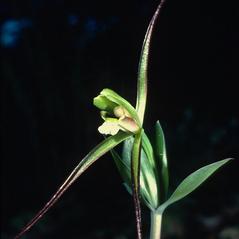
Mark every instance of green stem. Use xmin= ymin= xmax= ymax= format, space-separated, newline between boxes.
xmin=150 ymin=211 xmax=162 ymax=239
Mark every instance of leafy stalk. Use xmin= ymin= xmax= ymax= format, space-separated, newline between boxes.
xmin=133 ymin=1 xmax=167 ymax=237
xmin=15 ymin=132 xmax=131 ymax=239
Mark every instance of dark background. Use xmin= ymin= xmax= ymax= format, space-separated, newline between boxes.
xmin=1 ymin=0 xmax=238 ymax=238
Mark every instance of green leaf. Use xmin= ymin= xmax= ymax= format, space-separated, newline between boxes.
xmin=154 ymin=121 xmax=169 ymax=202
xmin=15 ymin=131 xmax=131 ymax=239
xmin=114 ymin=134 xmax=158 ymax=210
xmin=111 ymin=148 xmax=131 ymax=189
xmin=156 ymin=158 xmax=233 ymax=214
xmin=142 ymin=131 xmax=155 ymax=169
xmin=133 ymin=132 xmax=159 ymax=209
xmin=141 ymin=132 xmax=159 ymax=209
xmin=136 ymin=5 xmax=162 ymax=124
xmin=122 ymin=136 xmax=134 ymax=165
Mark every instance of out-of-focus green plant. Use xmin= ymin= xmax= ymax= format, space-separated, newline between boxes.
xmin=15 ymin=1 xmax=233 ymax=239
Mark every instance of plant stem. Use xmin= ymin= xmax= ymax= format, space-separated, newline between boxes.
xmin=150 ymin=211 xmax=162 ymax=239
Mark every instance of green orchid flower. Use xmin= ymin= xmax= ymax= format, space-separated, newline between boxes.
xmin=94 ymin=90 xmax=140 ymax=135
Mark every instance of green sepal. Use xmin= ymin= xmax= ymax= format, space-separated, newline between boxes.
xmin=93 ymin=95 xmax=117 ymax=113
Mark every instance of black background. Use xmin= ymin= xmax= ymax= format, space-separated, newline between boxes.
xmin=1 ymin=0 xmax=238 ymax=238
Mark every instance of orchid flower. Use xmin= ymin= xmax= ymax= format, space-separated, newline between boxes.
xmin=93 ymin=89 xmax=140 ymax=135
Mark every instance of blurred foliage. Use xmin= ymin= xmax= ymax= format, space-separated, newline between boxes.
xmin=1 ymin=0 xmax=238 ymax=238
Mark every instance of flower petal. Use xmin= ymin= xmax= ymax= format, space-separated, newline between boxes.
xmin=98 ymin=121 xmax=120 ymax=135
xmin=118 ymin=117 xmax=140 ymax=134
xmin=114 ymin=106 xmax=131 ymax=118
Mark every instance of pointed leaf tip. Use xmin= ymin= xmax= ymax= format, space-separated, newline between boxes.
xmin=157 ymin=158 xmax=233 ymax=213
